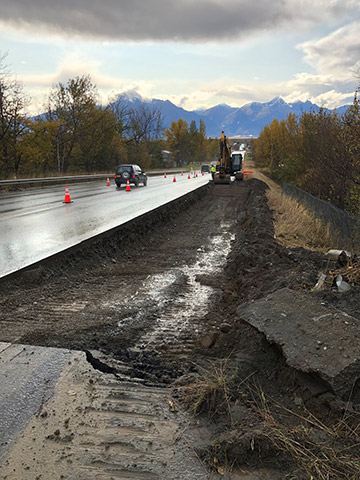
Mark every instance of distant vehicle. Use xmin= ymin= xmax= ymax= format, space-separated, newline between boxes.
xmin=114 ymin=164 xmax=147 ymax=188
xmin=201 ymin=164 xmax=210 ymax=173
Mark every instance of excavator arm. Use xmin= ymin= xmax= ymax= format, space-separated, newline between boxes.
xmin=214 ymin=131 xmax=232 ymax=184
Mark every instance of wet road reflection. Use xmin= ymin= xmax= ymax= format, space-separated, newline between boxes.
xmin=0 ymin=175 xmax=210 ymax=277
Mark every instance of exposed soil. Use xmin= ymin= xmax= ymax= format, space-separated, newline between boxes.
xmin=1 ymin=178 xmax=360 ymax=479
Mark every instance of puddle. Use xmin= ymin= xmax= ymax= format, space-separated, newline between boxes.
xmin=121 ymin=222 xmax=235 ymax=351
xmin=99 ymin=222 xmax=234 ymax=353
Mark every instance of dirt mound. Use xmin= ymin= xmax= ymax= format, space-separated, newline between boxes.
xmin=186 ymin=179 xmax=360 ymax=479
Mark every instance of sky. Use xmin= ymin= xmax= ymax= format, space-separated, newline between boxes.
xmin=0 ymin=0 xmax=359 ymax=114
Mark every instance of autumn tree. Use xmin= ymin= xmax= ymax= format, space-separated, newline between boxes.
xmin=198 ymin=119 xmax=208 ymax=162
xmin=108 ymin=95 xmax=164 ymax=168
xmin=298 ymin=109 xmax=343 ymax=205
xmin=188 ymin=120 xmax=199 ymax=162
xmin=254 ymin=124 xmax=272 ymax=168
xmin=283 ymin=112 xmax=302 ymax=183
xmin=45 ymin=75 xmax=117 ymax=173
xmin=18 ymin=119 xmax=59 ymax=176
xmin=164 ymin=119 xmax=191 ymax=166
xmin=339 ymin=88 xmax=360 ymax=213
xmin=253 ymin=88 xmax=360 ymax=215
xmin=0 ymin=52 xmax=29 ymax=178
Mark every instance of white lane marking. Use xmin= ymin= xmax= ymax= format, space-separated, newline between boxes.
xmin=0 ymin=206 xmax=55 ymax=221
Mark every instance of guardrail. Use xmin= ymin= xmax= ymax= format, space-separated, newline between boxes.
xmin=0 ymin=170 xmax=185 ymax=187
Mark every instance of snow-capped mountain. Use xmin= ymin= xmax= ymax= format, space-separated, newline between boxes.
xmin=112 ymin=92 xmax=350 ymax=138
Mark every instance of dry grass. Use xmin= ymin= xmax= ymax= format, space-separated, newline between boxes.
xmin=332 ymin=261 xmax=360 ymax=286
xmin=176 ymin=361 xmax=360 ymax=479
xmin=266 ymin=188 xmax=338 ymax=251
xmin=244 ymin=159 xmax=340 ymax=251
xmin=250 ymin=386 xmax=360 ymax=480
xmin=176 ymin=359 xmax=239 ymax=420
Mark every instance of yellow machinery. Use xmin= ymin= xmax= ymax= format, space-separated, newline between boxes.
xmin=214 ymin=131 xmax=231 ymax=184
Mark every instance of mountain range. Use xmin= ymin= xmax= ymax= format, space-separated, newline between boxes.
xmin=116 ymin=91 xmax=350 ymax=138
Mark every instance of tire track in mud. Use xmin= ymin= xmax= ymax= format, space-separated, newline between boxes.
xmin=0 ymin=352 xmax=208 ymax=480
xmin=126 ymin=220 xmax=235 ymax=358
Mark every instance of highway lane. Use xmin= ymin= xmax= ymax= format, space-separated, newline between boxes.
xmin=0 ymin=173 xmax=210 ymax=278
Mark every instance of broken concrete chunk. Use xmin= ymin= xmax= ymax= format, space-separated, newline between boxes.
xmin=325 ymin=250 xmax=351 ymax=262
xmin=237 ymin=288 xmax=360 ymax=398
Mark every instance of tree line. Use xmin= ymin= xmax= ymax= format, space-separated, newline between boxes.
xmin=253 ymin=88 xmax=360 ymax=215
xmin=0 ymin=54 xmax=217 ymax=179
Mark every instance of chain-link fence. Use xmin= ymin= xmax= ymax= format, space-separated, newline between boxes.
xmin=282 ymin=183 xmax=360 ymax=250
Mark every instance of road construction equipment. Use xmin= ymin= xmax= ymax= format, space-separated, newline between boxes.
xmin=231 ymin=151 xmax=244 ymax=180
xmin=214 ymin=131 xmax=232 ymax=184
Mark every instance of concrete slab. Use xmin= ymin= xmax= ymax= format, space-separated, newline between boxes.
xmin=237 ymin=288 xmax=360 ymax=397
xmin=0 ymin=342 xmax=74 ymax=460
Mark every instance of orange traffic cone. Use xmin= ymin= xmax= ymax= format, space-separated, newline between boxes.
xmin=126 ymin=179 xmax=131 ymax=191
xmin=106 ymin=177 xmax=110 ymax=186
xmin=63 ymin=185 xmax=72 ymax=203
xmin=188 ymin=173 xmax=191 ymax=179
xmin=173 ymin=175 xmax=176 ymax=182
xmin=164 ymin=173 xmax=167 ymax=178
xmin=181 ymin=171 xmax=183 ymax=176
xmin=202 ymin=172 xmax=204 ymax=176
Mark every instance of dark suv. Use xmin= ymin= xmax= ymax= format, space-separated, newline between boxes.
xmin=201 ymin=164 xmax=210 ymax=173
xmin=115 ymin=164 xmax=147 ymax=188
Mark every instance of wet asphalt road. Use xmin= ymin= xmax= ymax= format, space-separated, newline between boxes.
xmin=0 ymin=174 xmax=209 ymax=278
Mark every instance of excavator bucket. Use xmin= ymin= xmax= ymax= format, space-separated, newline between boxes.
xmin=214 ymin=171 xmax=231 ymax=184
xmin=214 ymin=165 xmax=231 ymax=184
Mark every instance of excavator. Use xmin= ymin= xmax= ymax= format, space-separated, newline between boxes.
xmin=214 ymin=131 xmax=232 ymax=184
xmin=214 ymin=131 xmax=244 ymax=184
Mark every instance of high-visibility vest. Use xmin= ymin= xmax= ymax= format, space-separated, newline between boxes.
xmin=211 ymin=166 xmax=216 ymax=172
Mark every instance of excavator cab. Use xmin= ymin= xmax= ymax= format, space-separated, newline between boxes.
xmin=231 ymin=151 xmax=244 ymax=180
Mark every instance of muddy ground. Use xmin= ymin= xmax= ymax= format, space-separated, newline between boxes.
xmin=1 ymin=178 xmax=360 ymax=479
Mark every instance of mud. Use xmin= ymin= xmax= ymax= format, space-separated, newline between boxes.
xmin=1 ymin=178 xmax=360 ymax=479
xmin=0 ymin=350 xmax=209 ymax=480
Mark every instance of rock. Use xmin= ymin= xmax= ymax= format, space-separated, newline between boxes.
xmin=172 ymin=373 xmax=198 ymax=386
xmin=238 ymin=288 xmax=360 ymax=398
xmin=325 ymin=249 xmax=351 ymax=263
xmin=199 ymin=332 xmax=218 ymax=348
xmin=219 ymin=322 xmax=232 ymax=333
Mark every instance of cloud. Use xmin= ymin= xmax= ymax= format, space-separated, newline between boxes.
xmin=20 ymin=51 xmax=154 ymax=113
xmin=0 ymin=0 xmax=359 ymax=42
xmin=17 ymin=36 xmax=358 ymax=115
xmin=23 ymin=71 xmax=357 ymax=115
xmin=282 ymin=89 xmax=354 ymax=109
xmin=298 ymin=22 xmax=360 ymax=78
xmin=162 ymin=70 xmax=356 ymax=111
xmin=310 ymin=89 xmax=354 ymax=108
